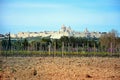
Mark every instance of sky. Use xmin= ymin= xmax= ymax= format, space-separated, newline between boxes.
xmin=0 ymin=0 xmax=120 ymax=34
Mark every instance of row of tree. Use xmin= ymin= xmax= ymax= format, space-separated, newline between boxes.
xmin=0 ymin=30 xmax=120 ymax=53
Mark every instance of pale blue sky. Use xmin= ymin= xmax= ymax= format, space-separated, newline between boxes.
xmin=0 ymin=0 xmax=120 ymax=34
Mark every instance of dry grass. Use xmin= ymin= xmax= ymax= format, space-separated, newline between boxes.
xmin=0 ymin=56 xmax=120 ymax=80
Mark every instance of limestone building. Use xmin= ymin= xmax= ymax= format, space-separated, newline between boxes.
xmin=11 ymin=25 xmax=106 ymax=39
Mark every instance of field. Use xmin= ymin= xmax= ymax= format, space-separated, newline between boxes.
xmin=0 ymin=56 xmax=120 ymax=80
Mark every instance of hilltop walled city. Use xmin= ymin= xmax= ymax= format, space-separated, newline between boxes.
xmin=10 ymin=25 xmax=106 ymax=39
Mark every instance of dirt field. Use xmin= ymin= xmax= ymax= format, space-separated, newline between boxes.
xmin=0 ymin=56 xmax=120 ymax=80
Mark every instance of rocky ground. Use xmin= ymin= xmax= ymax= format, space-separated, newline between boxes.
xmin=0 ymin=56 xmax=120 ymax=80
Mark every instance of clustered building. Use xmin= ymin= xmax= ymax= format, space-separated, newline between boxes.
xmin=10 ymin=25 xmax=106 ymax=39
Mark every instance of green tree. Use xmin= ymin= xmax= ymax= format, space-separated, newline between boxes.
xmin=7 ymin=32 xmax=11 ymax=50
xmin=23 ymin=39 xmax=28 ymax=50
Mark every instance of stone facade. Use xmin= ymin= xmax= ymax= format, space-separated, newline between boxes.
xmin=11 ymin=25 xmax=106 ymax=39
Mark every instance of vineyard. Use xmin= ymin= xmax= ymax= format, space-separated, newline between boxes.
xmin=0 ymin=30 xmax=120 ymax=57
xmin=0 ymin=30 xmax=120 ymax=80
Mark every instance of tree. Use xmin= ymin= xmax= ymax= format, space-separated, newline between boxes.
xmin=23 ymin=39 xmax=28 ymax=50
xmin=1 ymin=40 xmax=7 ymax=50
xmin=12 ymin=40 xmax=23 ymax=50
xmin=116 ymin=37 xmax=120 ymax=52
xmin=40 ymin=37 xmax=51 ymax=51
xmin=7 ymin=32 xmax=11 ymax=51
xmin=100 ymin=29 xmax=118 ymax=53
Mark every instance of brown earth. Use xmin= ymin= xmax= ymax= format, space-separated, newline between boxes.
xmin=0 ymin=56 xmax=120 ymax=80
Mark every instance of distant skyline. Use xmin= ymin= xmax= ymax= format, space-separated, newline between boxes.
xmin=0 ymin=0 xmax=120 ymax=34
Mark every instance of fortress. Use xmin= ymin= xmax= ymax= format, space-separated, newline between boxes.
xmin=11 ymin=25 xmax=106 ymax=39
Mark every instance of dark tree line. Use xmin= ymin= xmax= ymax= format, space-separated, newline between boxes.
xmin=0 ymin=30 xmax=120 ymax=54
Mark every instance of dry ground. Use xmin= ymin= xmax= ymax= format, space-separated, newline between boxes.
xmin=0 ymin=56 xmax=120 ymax=80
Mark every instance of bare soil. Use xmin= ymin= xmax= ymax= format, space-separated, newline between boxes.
xmin=0 ymin=56 xmax=120 ymax=80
